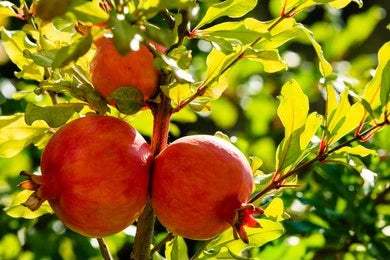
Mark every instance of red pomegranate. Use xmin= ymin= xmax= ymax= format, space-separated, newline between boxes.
xmin=90 ymin=37 xmax=160 ymax=104
xmin=151 ymin=135 xmax=261 ymax=242
xmin=20 ymin=115 xmax=152 ymax=237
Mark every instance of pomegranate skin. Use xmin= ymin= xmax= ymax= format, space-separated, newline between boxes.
xmin=90 ymin=37 xmax=159 ymax=103
xmin=151 ymin=135 xmax=254 ymax=240
xmin=39 ymin=116 xmax=152 ymax=237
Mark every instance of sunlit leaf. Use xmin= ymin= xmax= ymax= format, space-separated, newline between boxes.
xmin=161 ymin=82 xmax=195 ymax=107
xmin=379 ymin=61 xmax=390 ymax=108
xmin=329 ymin=0 xmax=363 ymax=9
xmin=1 ymin=29 xmax=44 ymax=81
xmin=243 ymin=49 xmax=287 ymax=73
xmin=297 ymin=24 xmax=332 ymax=77
xmin=201 ymin=219 xmax=284 ymax=258
xmin=300 ymin=112 xmax=322 ymax=150
xmin=264 ymin=198 xmax=285 ymax=222
xmin=0 ymin=114 xmax=49 ymax=158
xmin=335 ymin=145 xmax=376 ymax=157
xmin=165 ymin=236 xmax=189 ymax=260
xmin=69 ymin=0 xmax=109 ymax=24
xmin=196 ymin=0 xmax=258 ymax=29
xmin=196 ymin=18 xmax=269 ymax=46
xmin=278 ymin=79 xmax=308 ymax=137
xmin=25 ymin=103 xmax=83 ymax=128
xmin=5 ymin=190 xmax=53 ymax=219
xmin=325 ymin=86 xmax=365 ymax=145
xmin=362 ymin=42 xmax=390 ymax=114
xmin=0 ymin=1 xmax=17 ymax=18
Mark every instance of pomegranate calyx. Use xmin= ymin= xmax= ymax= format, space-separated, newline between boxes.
xmin=232 ymin=203 xmax=264 ymax=244
xmin=18 ymin=171 xmax=45 ymax=211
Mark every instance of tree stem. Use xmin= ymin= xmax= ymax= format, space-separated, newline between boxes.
xmin=131 ymin=94 xmax=172 ymax=260
xmin=97 ymin=238 xmax=113 ymax=260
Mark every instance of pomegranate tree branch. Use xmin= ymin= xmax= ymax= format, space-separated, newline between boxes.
xmin=131 ymin=94 xmax=172 ymax=260
xmin=249 ymin=121 xmax=387 ymax=204
xmin=172 ymin=7 xmax=298 ymax=113
xmin=97 ymin=238 xmax=113 ymax=260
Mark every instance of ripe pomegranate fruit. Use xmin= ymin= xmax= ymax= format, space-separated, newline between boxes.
xmin=151 ymin=135 xmax=262 ymax=243
xmin=90 ymin=37 xmax=160 ymax=104
xmin=19 ymin=115 xmax=152 ymax=238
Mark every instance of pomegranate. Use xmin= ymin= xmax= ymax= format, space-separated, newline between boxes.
xmin=20 ymin=115 xmax=152 ymax=238
xmin=151 ymin=135 xmax=262 ymax=242
xmin=90 ymin=37 xmax=160 ymax=104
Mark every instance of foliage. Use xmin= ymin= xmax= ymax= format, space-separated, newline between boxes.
xmin=0 ymin=0 xmax=389 ymax=259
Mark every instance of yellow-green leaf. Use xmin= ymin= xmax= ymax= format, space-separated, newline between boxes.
xmin=297 ymin=24 xmax=333 ymax=77
xmin=5 ymin=190 xmax=53 ymax=219
xmin=264 ymin=198 xmax=285 ymax=222
xmin=244 ymin=49 xmax=287 ymax=73
xmin=0 ymin=114 xmax=49 ymax=158
xmin=196 ymin=0 xmax=258 ymax=29
xmin=300 ymin=112 xmax=322 ymax=150
xmin=165 ymin=236 xmax=189 ymax=260
xmin=335 ymin=145 xmax=376 ymax=157
xmin=362 ymin=42 xmax=390 ymax=113
xmin=329 ymin=0 xmax=363 ymax=9
xmin=278 ymin=79 xmax=309 ymax=137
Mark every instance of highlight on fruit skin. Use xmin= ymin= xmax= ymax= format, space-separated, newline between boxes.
xmin=19 ymin=115 xmax=152 ymax=238
xmin=90 ymin=36 xmax=160 ymax=104
xmin=151 ymin=135 xmax=263 ymax=243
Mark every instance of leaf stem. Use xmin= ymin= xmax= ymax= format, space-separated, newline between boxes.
xmin=150 ymin=232 xmax=175 ymax=255
xmin=97 ymin=238 xmax=113 ymax=260
xmin=190 ymin=239 xmax=212 ymax=260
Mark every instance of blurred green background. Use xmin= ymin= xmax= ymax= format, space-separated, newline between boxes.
xmin=1 ymin=0 xmax=390 ymax=259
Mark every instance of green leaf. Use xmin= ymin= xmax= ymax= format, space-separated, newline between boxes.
xmin=380 ymin=61 xmax=390 ymax=108
xmin=156 ymin=54 xmax=195 ymax=83
xmin=196 ymin=0 xmax=258 ymax=29
xmin=297 ymin=24 xmax=333 ymax=77
xmin=52 ymin=34 xmax=92 ymax=68
xmin=69 ymin=0 xmax=109 ymax=24
xmin=254 ymin=18 xmax=298 ymax=50
xmin=108 ymin=87 xmax=144 ymax=115
xmin=165 ymin=236 xmax=189 ymax=260
xmin=250 ymin=156 xmax=263 ymax=173
xmin=243 ymin=49 xmax=287 ymax=73
xmin=109 ymin=12 xmax=144 ymax=55
xmin=329 ymin=0 xmax=363 ymax=9
xmin=196 ymin=18 xmax=269 ymax=46
xmin=36 ymin=0 xmax=74 ymax=21
xmin=335 ymin=145 xmax=376 ymax=157
xmin=25 ymin=103 xmax=83 ymax=128
xmin=202 ymin=219 xmax=284 ymax=258
xmin=0 ymin=114 xmax=49 ymax=158
xmin=278 ymin=79 xmax=308 ymax=138
xmin=325 ymin=86 xmax=365 ymax=145
xmin=1 ymin=29 xmax=44 ymax=81
xmin=5 ymin=190 xmax=53 ymax=219
xmin=362 ymin=42 xmax=390 ymax=113
xmin=23 ymin=49 xmax=57 ymax=67
xmin=0 ymin=1 xmax=17 ymax=18
xmin=275 ymin=80 xmax=322 ymax=173
xmin=264 ymin=198 xmax=285 ymax=222
xmin=161 ymin=82 xmax=195 ymax=107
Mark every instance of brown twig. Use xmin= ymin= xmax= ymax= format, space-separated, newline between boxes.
xmin=97 ymin=238 xmax=113 ymax=260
